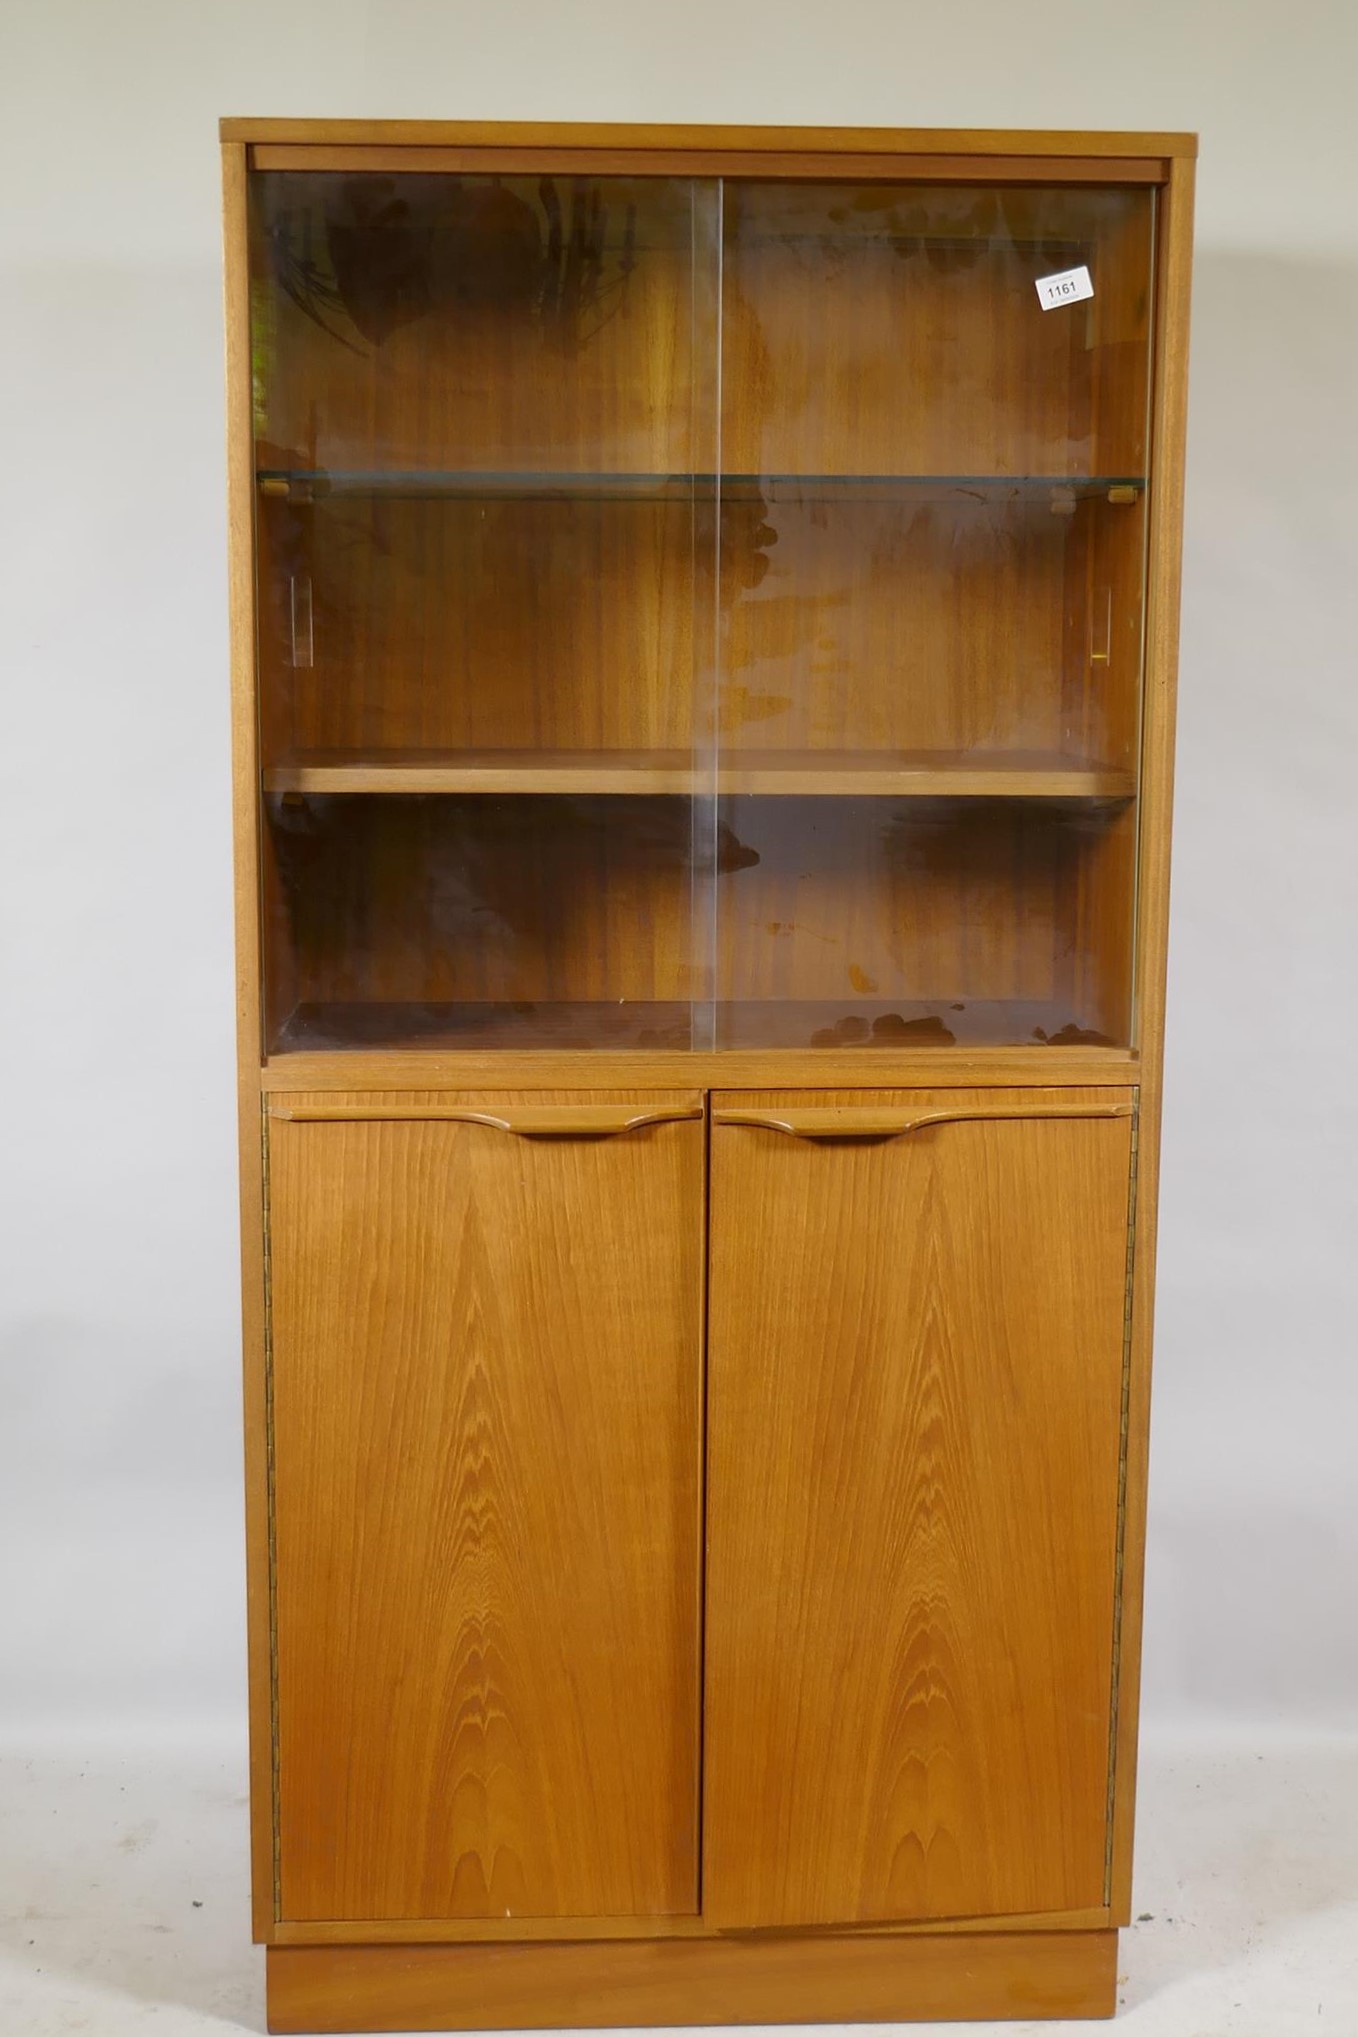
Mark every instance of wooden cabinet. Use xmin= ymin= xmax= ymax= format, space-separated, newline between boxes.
xmin=223 ymin=121 xmax=1194 ymax=2030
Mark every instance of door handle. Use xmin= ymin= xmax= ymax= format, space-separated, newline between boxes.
xmin=713 ymin=1102 xmax=1133 ymax=1139
xmin=268 ymin=1102 xmax=703 ymax=1136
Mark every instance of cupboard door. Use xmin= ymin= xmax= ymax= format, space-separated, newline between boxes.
xmin=267 ymin=1092 xmax=705 ymax=1924
xmin=704 ymin=1088 xmax=1135 ymax=1928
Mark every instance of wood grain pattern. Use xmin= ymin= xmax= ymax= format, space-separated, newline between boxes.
xmin=224 ymin=125 xmax=1193 ymax=1992
xmin=713 ymin=186 xmax=1152 ymax=875
xmin=704 ymin=1089 xmax=1134 ymax=1927
xmin=263 ymin=795 xmax=698 ymax=1047
xmin=714 ymin=795 xmax=1131 ymax=1046
xmin=267 ymin=1094 xmax=704 ymax=1923
xmin=1109 ymin=153 xmax=1197 ymax=1922
xmin=253 ymin=175 xmax=712 ymax=479
xmin=718 ymin=493 xmax=1133 ymax=762
xmin=264 ymin=785 xmax=1136 ymax=1049
xmin=252 ymin=172 xmax=1154 ymax=1055
xmin=261 ymin=496 xmax=698 ymax=759
xmin=221 ymin=138 xmax=276 ymax=1939
xmin=265 ymin=1929 xmax=1118 ymax=2030
xmin=720 ymin=184 xmax=1149 ymax=477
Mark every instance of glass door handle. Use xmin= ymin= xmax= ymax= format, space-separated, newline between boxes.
xmin=268 ymin=1102 xmax=704 ymax=1136
xmin=713 ymin=1103 xmax=1133 ymax=1140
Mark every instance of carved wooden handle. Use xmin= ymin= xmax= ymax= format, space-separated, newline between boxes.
xmin=713 ymin=1102 xmax=1133 ymax=1139
xmin=268 ymin=1103 xmax=703 ymax=1135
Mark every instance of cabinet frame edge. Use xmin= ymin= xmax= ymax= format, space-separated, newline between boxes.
xmin=221 ymin=115 xmax=1197 ymax=156
xmin=1107 ymin=150 xmax=1196 ymax=1923
xmin=222 ymin=136 xmax=277 ymax=1942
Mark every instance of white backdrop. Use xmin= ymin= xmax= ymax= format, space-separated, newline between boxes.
xmin=2 ymin=0 xmax=1355 ymax=1742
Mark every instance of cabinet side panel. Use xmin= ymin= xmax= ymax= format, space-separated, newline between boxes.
xmin=1110 ymin=154 xmax=1196 ymax=1919
xmin=704 ymin=1088 xmax=1133 ymax=1927
xmin=222 ymin=138 xmax=275 ymax=1939
xmin=268 ymin=1097 xmax=704 ymax=1924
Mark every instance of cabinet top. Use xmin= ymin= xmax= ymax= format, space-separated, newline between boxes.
xmin=219 ymin=118 xmax=1197 ymax=163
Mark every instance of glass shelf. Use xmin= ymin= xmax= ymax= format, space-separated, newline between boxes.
xmin=256 ymin=468 xmax=1146 ymax=504
xmin=264 ymin=749 xmax=1137 ymax=801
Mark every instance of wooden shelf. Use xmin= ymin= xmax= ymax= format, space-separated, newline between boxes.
xmin=271 ymin=999 xmax=1118 ymax=1055
xmin=265 ymin=749 xmax=1137 ymax=800
xmin=268 ymin=750 xmax=697 ymax=796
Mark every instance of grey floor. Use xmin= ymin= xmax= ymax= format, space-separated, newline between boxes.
xmin=2 ymin=1724 xmax=1355 ymax=2034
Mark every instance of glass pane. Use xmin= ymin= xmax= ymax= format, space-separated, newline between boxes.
xmin=250 ymin=172 xmax=720 ymax=1052
xmin=714 ymin=182 xmax=1155 ymax=1050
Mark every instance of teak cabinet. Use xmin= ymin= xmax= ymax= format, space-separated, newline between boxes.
xmin=222 ymin=121 xmax=1194 ymax=2031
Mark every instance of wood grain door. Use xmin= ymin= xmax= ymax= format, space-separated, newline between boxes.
xmin=703 ymin=1087 xmax=1135 ymax=1928
xmin=267 ymin=1091 xmax=705 ymax=1925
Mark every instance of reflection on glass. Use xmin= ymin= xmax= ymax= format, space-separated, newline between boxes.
xmin=252 ymin=173 xmax=695 ymax=474
xmin=712 ymin=181 xmax=1154 ymax=1050
xmin=251 ymin=172 xmax=719 ymax=1052
xmin=268 ymin=794 xmax=700 ymax=1052
xmin=713 ymin=795 xmax=1134 ymax=1051
xmin=251 ymin=170 xmax=1154 ymax=1055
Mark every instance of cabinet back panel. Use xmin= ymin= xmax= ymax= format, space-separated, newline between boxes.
xmin=268 ymin=1097 xmax=704 ymax=1921
xmin=716 ymin=796 xmax=1132 ymax=1046
xmin=265 ymin=794 xmax=697 ymax=1037
xmin=263 ymin=495 xmax=700 ymax=757
xmin=704 ymin=1090 xmax=1133 ymax=1926
xmin=721 ymin=182 xmax=1152 ymax=478
xmin=252 ymin=174 xmax=709 ymax=475
xmin=721 ymin=489 xmax=1065 ymax=757
xmin=719 ymin=489 xmax=1144 ymax=771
